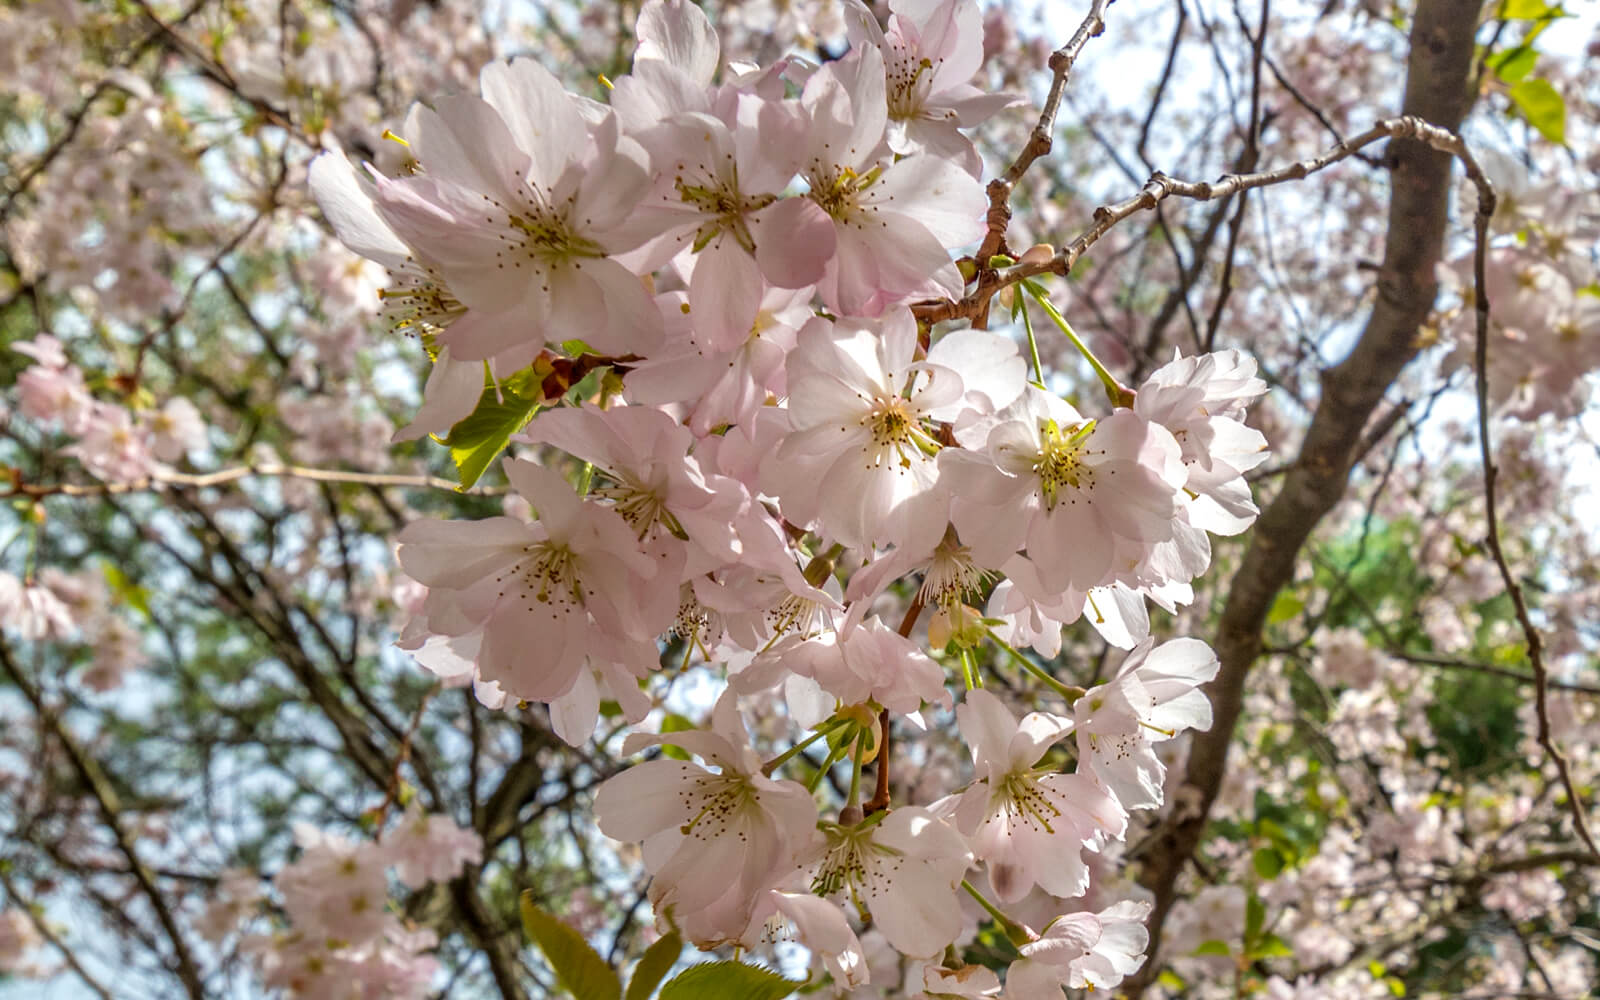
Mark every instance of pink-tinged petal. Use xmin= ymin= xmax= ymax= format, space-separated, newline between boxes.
xmin=619 ymin=727 xmax=740 ymax=768
xmin=1004 ymin=958 xmax=1070 ymax=1000
xmin=520 ymin=406 xmax=630 ymax=477
xmin=410 ymin=96 xmax=529 ymax=203
xmin=396 ymin=518 xmax=532 ymax=589
xmin=1141 ymin=684 xmax=1213 ymax=736
xmin=373 ymin=178 xmax=525 ymax=314
xmin=1141 ymin=636 xmax=1222 ymax=684
xmin=835 ymin=44 xmax=888 ymax=167
xmin=1043 ymin=772 xmax=1128 ymax=841
xmin=689 ymin=239 xmax=764 ymax=353
xmin=577 ymin=257 xmax=665 ymax=356
xmin=956 ymin=688 xmax=1018 ymax=779
xmin=307 ymin=153 xmax=410 ymax=271
xmin=1084 ymin=586 xmax=1150 ymax=650
xmin=1028 ymin=502 xmax=1110 ymax=592
xmin=394 ymin=351 xmax=486 ymax=442
xmin=925 ymin=330 xmax=1027 ymax=418
xmin=1009 ymin=710 xmax=1075 ymax=771
xmin=1021 ymin=913 xmax=1102 ymax=964
xmin=574 ymin=116 xmax=655 ymax=244
xmin=752 ymin=197 xmax=835 ymax=288
xmin=433 ymin=303 xmax=545 ymax=362
xmin=870 ymin=857 xmax=964 ymax=957
xmin=1013 ymin=816 xmax=1090 ymax=899
xmin=870 ymin=154 xmax=985 ymax=247
xmin=609 ymin=60 xmax=710 ymax=133
xmin=594 ymin=759 xmax=704 ymax=841
xmin=478 ymin=57 xmax=586 ymax=185
xmin=502 ymin=458 xmax=586 ymax=536
xmin=477 ymin=600 xmax=582 ymax=702
xmin=548 ymin=668 xmax=601 ymax=746
xmin=771 ymin=893 xmax=869 ymax=987
xmin=635 ymin=0 xmax=721 ymax=87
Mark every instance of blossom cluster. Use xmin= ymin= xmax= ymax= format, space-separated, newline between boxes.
xmin=310 ymin=0 xmax=1270 ymax=990
xmin=12 ymin=334 xmax=207 ymax=483
xmin=199 ymin=806 xmax=483 ymax=1000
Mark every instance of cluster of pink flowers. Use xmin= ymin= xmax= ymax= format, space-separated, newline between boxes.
xmin=312 ymin=0 xmax=1270 ymax=989
xmin=0 ymin=565 xmax=148 ymax=691
xmin=1441 ymin=147 xmax=1600 ymax=419
xmin=12 ymin=335 xmax=207 ymax=482
xmin=199 ymin=805 xmax=482 ymax=1000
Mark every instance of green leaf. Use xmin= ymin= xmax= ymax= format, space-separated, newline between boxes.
xmin=1157 ymin=970 xmax=1187 ymax=991
xmin=1487 ymin=43 xmax=1539 ymax=83
xmin=1253 ymin=846 xmax=1284 ymax=880
xmin=1498 ymin=0 xmax=1555 ymax=18
xmin=1254 ymin=933 xmax=1294 ymax=959
xmin=657 ymin=713 xmax=697 ymax=762
xmin=520 ymin=893 xmax=622 ymax=1000
xmin=1192 ymin=939 xmax=1232 ymax=957
xmin=1245 ymin=893 xmax=1267 ymax=948
xmin=657 ymin=961 xmax=802 ymax=1000
xmin=102 ymin=563 xmax=152 ymax=619
xmin=624 ymin=931 xmax=682 ymax=1000
xmin=1386 ymin=976 xmax=1407 ymax=997
xmin=1508 ymin=77 xmax=1566 ymax=145
xmin=441 ymin=384 xmax=541 ymax=490
xmin=1266 ymin=592 xmax=1304 ymax=625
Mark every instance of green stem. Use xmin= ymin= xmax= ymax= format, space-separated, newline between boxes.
xmin=1029 ymin=290 xmax=1135 ymax=408
xmin=762 ymin=727 xmax=830 ymax=776
xmin=807 ymin=739 xmax=849 ymax=794
xmin=961 ymin=879 xmax=1033 ymax=946
xmin=1019 ymin=297 xmax=1046 ymax=389
xmin=986 ymin=628 xmax=1085 ymax=704
xmin=847 ymin=729 xmax=867 ymax=808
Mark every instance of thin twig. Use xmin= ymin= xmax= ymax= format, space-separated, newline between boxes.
xmin=0 ymin=641 xmax=208 ymax=999
xmin=4 ymin=462 xmax=507 ymax=498
xmin=973 ymin=0 xmax=1115 ymax=269
xmin=918 ymin=116 xmax=1479 ymax=328
xmin=0 ymin=867 xmax=117 ymax=1000
xmin=1470 ymin=153 xmax=1600 ymax=862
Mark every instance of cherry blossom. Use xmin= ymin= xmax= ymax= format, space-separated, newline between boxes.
xmin=592 ymin=692 xmax=818 ymax=945
xmin=395 ymin=458 xmax=671 ymax=707
xmin=953 ymin=689 xmax=1126 ymax=902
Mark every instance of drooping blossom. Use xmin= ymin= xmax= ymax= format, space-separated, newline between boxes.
xmin=1074 ymin=637 xmax=1219 ymax=809
xmin=592 ymin=692 xmax=818 ymax=945
xmin=953 ymin=688 xmax=1126 ymax=902
xmin=395 ymin=458 xmax=671 ymax=707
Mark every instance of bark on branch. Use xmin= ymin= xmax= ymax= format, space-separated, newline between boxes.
xmin=1126 ymin=0 xmax=1486 ymax=991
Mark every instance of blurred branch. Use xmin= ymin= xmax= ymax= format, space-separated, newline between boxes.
xmin=0 ymin=641 xmax=208 ymax=999
xmin=1125 ymin=0 xmax=1487 ymax=989
xmin=5 ymin=462 xmax=505 ymax=498
xmin=1472 ymin=169 xmax=1600 ymax=862
xmin=0 ymin=867 xmax=116 ymax=1000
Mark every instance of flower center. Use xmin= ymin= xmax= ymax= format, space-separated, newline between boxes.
xmin=504 ymin=541 xmax=584 ymax=610
xmin=806 ymin=164 xmax=882 ymax=223
xmin=998 ymin=772 xmax=1063 ymax=834
xmin=379 ymin=267 xmax=466 ymax=338
xmin=1034 ymin=418 xmax=1098 ymax=509
xmin=885 ymin=51 xmax=935 ymax=120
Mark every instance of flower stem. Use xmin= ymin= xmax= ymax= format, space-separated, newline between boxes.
xmin=1028 ymin=288 xmax=1135 ymax=408
xmin=1019 ymin=297 xmax=1046 ymax=389
xmin=986 ymin=628 xmax=1085 ymax=704
xmin=762 ymin=727 xmax=831 ymax=777
xmin=807 ymin=739 xmax=849 ymax=794
xmin=961 ymin=879 xmax=1033 ymax=946
xmin=847 ymin=729 xmax=867 ymax=808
